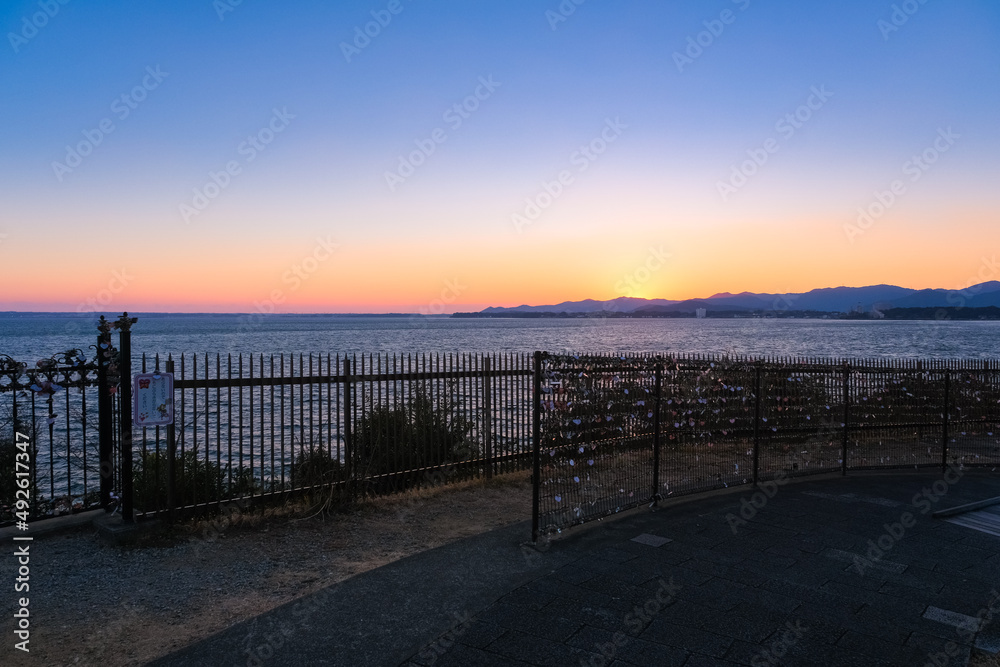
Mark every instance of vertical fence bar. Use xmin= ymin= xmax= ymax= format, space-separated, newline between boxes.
xmin=96 ymin=321 xmax=113 ymax=511
xmin=117 ymin=314 xmax=136 ymax=521
xmin=483 ymin=356 xmax=493 ymax=479
xmin=531 ymin=350 xmax=542 ymax=543
xmin=942 ymin=370 xmax=951 ymax=471
xmin=652 ymin=361 xmax=662 ymax=502
xmin=343 ymin=357 xmax=353 ymax=500
xmin=841 ymin=362 xmax=850 ymax=476
xmin=165 ymin=356 xmax=177 ymax=523
xmin=753 ymin=363 xmax=761 ymax=487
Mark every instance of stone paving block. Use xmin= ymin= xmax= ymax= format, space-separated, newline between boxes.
xmin=699 ymin=602 xmax=793 ymax=644
xmin=485 ymin=628 xmax=596 ymax=667
xmin=415 ymin=642 xmax=535 ymax=667
xmin=956 ymin=531 xmax=1000 ymax=551
xmin=654 ymin=598 xmax=720 ymax=630
xmin=664 ymin=562 xmax=718 ymax=587
xmin=680 ymin=653 xmax=745 ymax=666
xmin=500 ymin=586 xmax=556 ymax=611
xmin=842 ymin=606 xmax=913 ymax=645
xmin=676 ymin=576 xmax=748 ymax=612
xmin=543 ymin=596 xmax=627 ymax=632
xmin=780 ymin=608 xmax=850 ymax=646
xmin=906 ymin=630 xmax=975 ymax=662
xmin=592 ymin=546 xmax=641 ymax=564
xmin=565 ymin=624 xmax=689 ymax=666
xmin=641 ymin=617 xmax=734 ymax=658
xmin=524 ymin=577 xmax=616 ymax=606
xmin=477 ymin=600 xmax=584 ymax=643
xmin=836 ymin=629 xmax=927 ymax=665
xmin=631 ymin=532 xmax=673 ymax=547
xmin=450 ymin=620 xmax=507 ymax=650
xmin=716 ymin=563 xmax=772 ymax=589
xmin=759 ymin=578 xmax=863 ymax=615
xmin=731 ymin=585 xmax=804 ymax=615
xmin=852 ymin=588 xmax=933 ymax=618
xmin=552 ymin=562 xmax=600 ymax=584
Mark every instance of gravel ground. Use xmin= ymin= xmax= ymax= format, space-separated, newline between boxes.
xmin=1 ymin=473 xmax=532 ymax=666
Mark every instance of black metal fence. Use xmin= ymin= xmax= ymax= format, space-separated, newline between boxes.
xmin=531 ymin=353 xmax=1000 ymax=540
xmin=0 ymin=314 xmax=133 ymax=524
xmin=4 ymin=316 xmax=1000 ymax=534
xmin=131 ymin=351 xmax=534 ymax=519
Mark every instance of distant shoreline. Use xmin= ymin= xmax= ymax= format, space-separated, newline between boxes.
xmin=452 ymin=306 xmax=1000 ymax=321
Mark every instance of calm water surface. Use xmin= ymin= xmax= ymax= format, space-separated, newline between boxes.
xmin=0 ymin=313 xmax=998 ymax=362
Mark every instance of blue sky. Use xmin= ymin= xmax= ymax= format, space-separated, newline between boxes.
xmin=2 ymin=0 xmax=999 ymax=311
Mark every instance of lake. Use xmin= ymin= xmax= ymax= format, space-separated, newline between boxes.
xmin=1 ymin=312 xmax=999 ymax=363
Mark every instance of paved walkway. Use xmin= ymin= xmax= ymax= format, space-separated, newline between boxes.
xmin=151 ymin=470 xmax=1000 ymax=667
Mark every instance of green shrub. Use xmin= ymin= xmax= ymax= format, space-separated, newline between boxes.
xmin=292 ymin=447 xmax=344 ymax=488
xmin=134 ymin=449 xmax=258 ymax=511
xmin=352 ymin=386 xmax=476 ymax=484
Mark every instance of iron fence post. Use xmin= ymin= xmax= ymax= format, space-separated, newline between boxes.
xmin=483 ymin=356 xmax=493 ymax=480
xmin=841 ymin=362 xmax=850 ymax=476
xmin=343 ymin=357 xmax=353 ymax=502
xmin=753 ymin=362 xmax=761 ymax=487
xmin=117 ymin=313 xmax=137 ymax=522
xmin=531 ymin=351 xmax=542 ymax=543
xmin=942 ymin=370 xmax=950 ymax=472
xmin=96 ymin=317 xmax=114 ymax=511
xmin=166 ymin=356 xmax=177 ymax=523
xmin=652 ymin=361 xmax=662 ymax=503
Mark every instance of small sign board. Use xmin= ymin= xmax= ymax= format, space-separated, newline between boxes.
xmin=133 ymin=372 xmax=174 ymax=426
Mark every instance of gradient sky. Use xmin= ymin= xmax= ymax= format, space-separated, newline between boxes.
xmin=2 ymin=0 xmax=999 ymax=313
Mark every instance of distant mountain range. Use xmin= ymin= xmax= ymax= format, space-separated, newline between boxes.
xmin=475 ymin=282 xmax=1000 ymax=316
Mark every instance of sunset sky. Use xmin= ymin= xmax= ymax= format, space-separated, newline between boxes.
xmin=2 ymin=1 xmax=999 ymax=313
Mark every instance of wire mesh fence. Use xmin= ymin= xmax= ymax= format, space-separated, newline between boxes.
xmin=532 ymin=353 xmax=1000 ymax=540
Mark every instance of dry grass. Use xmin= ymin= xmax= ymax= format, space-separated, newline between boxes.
xmin=7 ymin=471 xmax=532 ymax=667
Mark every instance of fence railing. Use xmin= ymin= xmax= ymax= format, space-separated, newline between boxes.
xmin=4 ymin=318 xmax=1000 ymax=535
xmin=0 ymin=349 xmax=113 ymax=523
xmin=131 ymin=351 xmax=534 ymax=519
xmin=531 ymin=352 xmax=1000 ymax=541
